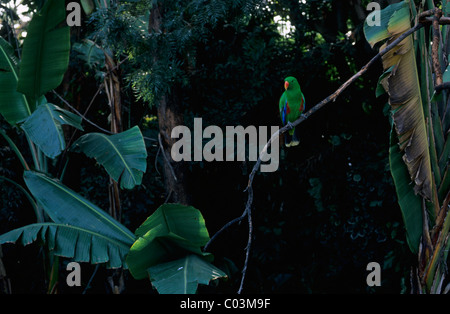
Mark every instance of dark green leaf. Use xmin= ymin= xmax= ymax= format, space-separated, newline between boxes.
xmin=0 ymin=37 xmax=31 ymax=125
xmin=389 ymin=127 xmax=423 ymax=254
xmin=71 ymin=126 xmax=147 ymax=189
xmin=21 ymin=103 xmax=83 ymax=158
xmin=127 ymin=204 xmax=211 ymax=280
xmin=148 ymin=254 xmax=227 ymax=294
xmin=17 ymin=0 xmax=70 ymax=104
xmin=0 ymin=223 xmax=130 ymax=268
xmin=23 ymin=171 xmax=135 ymax=246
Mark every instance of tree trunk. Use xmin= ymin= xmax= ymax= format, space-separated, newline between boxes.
xmin=150 ymin=4 xmax=191 ymax=205
xmin=104 ymin=51 xmax=125 ymax=294
xmin=104 ymin=52 xmax=123 ymax=222
xmin=157 ymin=90 xmax=191 ymax=205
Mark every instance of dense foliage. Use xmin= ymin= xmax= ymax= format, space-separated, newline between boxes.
xmin=0 ymin=0 xmax=423 ymax=294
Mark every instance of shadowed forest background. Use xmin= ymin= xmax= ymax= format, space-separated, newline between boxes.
xmin=0 ymin=0 xmax=416 ymax=293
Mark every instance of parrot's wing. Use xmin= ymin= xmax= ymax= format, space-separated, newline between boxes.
xmin=279 ymin=93 xmax=288 ymax=125
xmin=279 ymin=93 xmax=285 ymax=113
xmin=300 ymin=93 xmax=305 ymax=113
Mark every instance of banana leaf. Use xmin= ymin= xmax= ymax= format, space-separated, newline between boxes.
xmin=21 ymin=103 xmax=83 ymax=159
xmin=389 ymin=127 xmax=423 ymax=254
xmin=134 ymin=204 xmax=210 ymax=245
xmin=23 ymin=171 xmax=135 ymax=246
xmin=0 ymin=38 xmax=31 ymax=125
xmin=0 ymin=171 xmax=136 ymax=268
xmin=0 ymin=222 xmax=131 ymax=268
xmin=127 ymin=204 xmax=212 ymax=280
xmin=16 ymin=0 xmax=70 ymax=106
xmin=364 ymin=1 xmax=433 ymax=252
xmin=365 ymin=2 xmax=433 ymax=198
xmin=71 ymin=126 xmax=147 ymax=189
xmin=148 ymin=254 xmax=226 ymax=294
xmin=364 ymin=2 xmax=410 ymax=47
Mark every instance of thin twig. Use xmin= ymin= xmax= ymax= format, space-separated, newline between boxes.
xmin=155 ymin=144 xmax=162 ymax=176
xmin=56 ymin=83 xmax=105 ymax=176
xmin=82 ymin=264 xmax=99 ymax=294
xmin=144 ymin=136 xmax=158 ymax=142
xmin=203 ymin=210 xmax=248 ymax=252
xmin=420 ymin=16 xmax=450 ymax=24
xmin=164 ymin=189 xmax=173 ymax=203
xmin=52 ymin=90 xmax=115 ymax=134
xmin=115 ymin=55 xmax=130 ymax=69
xmin=86 ymin=83 xmax=105 ymax=115
xmin=435 ymin=82 xmax=450 ymax=92
xmin=237 ymin=186 xmax=253 ymax=294
xmin=418 ymin=9 xmax=435 ymax=19
xmin=204 ymin=22 xmax=425 ymax=294
xmin=51 ymin=90 xmax=157 ymax=142
xmin=158 ymin=133 xmax=178 ymax=182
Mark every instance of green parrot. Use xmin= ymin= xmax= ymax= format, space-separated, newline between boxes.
xmin=279 ymin=76 xmax=305 ymax=147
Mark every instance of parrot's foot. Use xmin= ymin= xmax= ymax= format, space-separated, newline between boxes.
xmin=284 ymin=132 xmax=292 ymax=147
xmin=290 ymin=140 xmax=300 ymax=147
xmin=291 ymin=128 xmax=300 ymax=146
xmin=286 ymin=121 xmax=295 ymax=129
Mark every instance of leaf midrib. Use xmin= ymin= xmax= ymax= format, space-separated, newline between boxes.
xmin=0 ymin=41 xmax=31 ymax=116
xmin=183 ymin=256 xmax=189 ymax=294
xmin=44 ymin=104 xmax=65 ymax=151
xmin=46 ymin=222 xmax=132 ymax=249
xmin=96 ymin=133 xmax=137 ymax=185
xmin=33 ymin=10 xmax=46 ymax=100
xmin=36 ymin=173 xmax=135 ymax=243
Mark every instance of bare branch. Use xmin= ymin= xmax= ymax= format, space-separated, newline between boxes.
xmin=52 ymin=90 xmax=116 ymax=135
xmin=204 ymin=22 xmax=425 ymax=294
xmin=51 ymin=90 xmax=157 ymax=142
xmin=434 ymin=82 xmax=450 ymax=92
xmin=432 ymin=9 xmax=443 ymax=86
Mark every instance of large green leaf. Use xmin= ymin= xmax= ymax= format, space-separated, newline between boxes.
xmin=16 ymin=0 xmax=70 ymax=105
xmin=0 ymin=37 xmax=31 ymax=125
xmin=365 ymin=1 xmax=433 ymax=201
xmin=364 ymin=2 xmax=409 ymax=48
xmin=389 ymin=128 xmax=423 ymax=254
xmin=148 ymin=254 xmax=227 ymax=294
xmin=127 ymin=204 xmax=211 ymax=280
xmin=21 ymin=103 xmax=83 ymax=159
xmin=23 ymin=171 xmax=135 ymax=246
xmin=71 ymin=126 xmax=147 ymax=189
xmin=134 ymin=204 xmax=210 ymax=245
xmin=0 ymin=223 xmax=130 ymax=268
xmin=434 ymin=63 xmax=450 ymax=202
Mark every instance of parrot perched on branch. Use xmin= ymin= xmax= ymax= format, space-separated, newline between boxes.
xmin=279 ymin=76 xmax=305 ymax=147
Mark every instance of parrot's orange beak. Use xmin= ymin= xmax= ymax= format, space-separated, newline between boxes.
xmin=284 ymin=81 xmax=289 ymax=90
